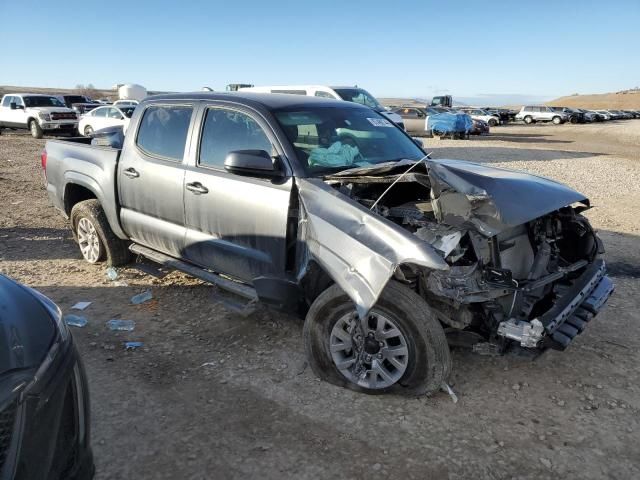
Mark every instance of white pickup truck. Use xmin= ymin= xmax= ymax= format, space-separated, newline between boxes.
xmin=0 ymin=93 xmax=79 ymax=138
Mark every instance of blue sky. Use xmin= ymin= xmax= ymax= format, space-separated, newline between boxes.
xmin=1 ymin=0 xmax=639 ymax=103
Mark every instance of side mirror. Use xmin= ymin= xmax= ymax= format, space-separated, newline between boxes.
xmin=224 ymin=150 xmax=281 ymax=178
xmin=416 ymin=111 xmax=425 ymax=118
xmin=10 ymin=102 xmax=17 ymax=110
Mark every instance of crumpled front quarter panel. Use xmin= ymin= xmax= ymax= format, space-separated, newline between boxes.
xmin=297 ymin=178 xmax=448 ymax=317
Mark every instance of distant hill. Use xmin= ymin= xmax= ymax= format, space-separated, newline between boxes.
xmin=0 ymin=85 xmax=117 ymax=100
xmin=0 ymin=85 xmax=171 ymax=101
xmin=548 ymin=89 xmax=640 ymax=109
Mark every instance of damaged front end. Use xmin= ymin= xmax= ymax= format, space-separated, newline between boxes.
xmin=298 ymin=159 xmax=614 ymax=353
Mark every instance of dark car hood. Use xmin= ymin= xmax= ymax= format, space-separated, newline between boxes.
xmin=0 ymin=276 xmax=56 ymax=377
xmin=427 ymin=159 xmax=589 ymax=235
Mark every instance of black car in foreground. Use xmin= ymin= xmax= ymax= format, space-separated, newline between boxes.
xmin=0 ymin=275 xmax=93 ymax=480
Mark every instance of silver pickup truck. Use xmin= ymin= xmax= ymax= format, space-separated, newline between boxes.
xmin=43 ymin=92 xmax=614 ymax=395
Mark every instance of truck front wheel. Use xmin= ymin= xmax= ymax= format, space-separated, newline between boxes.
xmin=303 ymin=281 xmax=451 ymax=395
xmin=29 ymin=119 xmax=44 ymax=139
xmin=70 ymin=199 xmax=130 ymax=266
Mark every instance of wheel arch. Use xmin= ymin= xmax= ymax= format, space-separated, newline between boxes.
xmin=63 ymin=173 xmax=128 ymax=239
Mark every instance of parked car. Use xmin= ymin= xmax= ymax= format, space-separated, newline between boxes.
xmin=550 ymin=107 xmax=586 ymax=124
xmin=391 ymin=106 xmax=441 ymax=133
xmin=574 ymin=109 xmax=601 ymax=122
xmin=0 ymin=94 xmax=78 ymax=138
xmin=457 ymin=108 xmax=500 ymax=127
xmin=622 ymin=110 xmax=640 ymax=119
xmin=482 ymin=108 xmax=512 ymax=124
xmin=515 ymin=106 xmax=568 ymax=125
xmin=0 ymin=274 xmax=94 ymax=479
xmin=78 ymin=105 xmax=136 ymax=136
xmin=239 ymin=85 xmax=405 ymax=129
xmin=610 ymin=109 xmax=631 ymax=119
xmin=469 ymin=117 xmax=490 ymax=135
xmin=57 ymin=95 xmax=100 ymax=115
xmin=42 ymin=92 xmax=613 ymax=395
xmin=590 ymin=110 xmax=610 ymax=120
xmin=598 ymin=109 xmax=621 ymax=120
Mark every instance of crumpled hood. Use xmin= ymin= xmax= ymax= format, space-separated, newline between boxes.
xmin=427 ymin=159 xmax=589 ymax=236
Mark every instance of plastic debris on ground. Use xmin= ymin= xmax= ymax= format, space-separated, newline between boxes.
xmin=106 ymin=267 xmax=118 ymax=281
xmin=71 ymin=301 xmax=92 ymax=311
xmin=65 ymin=314 xmax=88 ymax=328
xmin=442 ymin=382 xmax=459 ymax=404
xmin=124 ymin=341 xmax=143 ymax=350
xmin=131 ymin=290 xmax=153 ymax=305
xmin=106 ymin=319 xmax=136 ymax=331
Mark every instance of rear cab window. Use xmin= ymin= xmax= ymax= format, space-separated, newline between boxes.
xmin=136 ymin=105 xmax=193 ymax=161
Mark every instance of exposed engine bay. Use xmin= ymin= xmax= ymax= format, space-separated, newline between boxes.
xmin=300 ymin=159 xmax=614 ymax=353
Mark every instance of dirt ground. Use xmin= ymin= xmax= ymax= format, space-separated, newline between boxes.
xmin=1 ymin=121 xmax=639 ymax=480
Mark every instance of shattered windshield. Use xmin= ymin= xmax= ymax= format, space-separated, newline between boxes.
xmin=274 ymin=106 xmax=424 ymax=175
xmin=23 ymin=96 xmax=65 ymax=108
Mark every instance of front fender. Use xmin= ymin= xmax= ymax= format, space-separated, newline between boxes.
xmin=297 ymin=178 xmax=448 ymax=318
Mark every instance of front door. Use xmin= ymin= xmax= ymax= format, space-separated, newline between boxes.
xmin=183 ymin=104 xmax=293 ymax=283
xmin=119 ymin=103 xmax=195 ymax=258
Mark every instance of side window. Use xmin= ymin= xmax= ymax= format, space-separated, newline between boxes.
xmin=94 ymin=108 xmax=108 ymax=117
xmin=199 ymin=108 xmax=272 ymax=169
xmin=314 ymin=91 xmax=335 ymax=99
xmin=136 ymin=105 xmax=193 ymax=161
xmin=1 ymin=96 xmax=11 ymax=107
xmin=13 ymin=96 xmax=24 ymax=107
xmin=107 ymin=108 xmax=123 ymax=119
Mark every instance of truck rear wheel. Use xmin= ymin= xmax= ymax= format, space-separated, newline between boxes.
xmin=70 ymin=199 xmax=130 ymax=266
xmin=303 ymin=281 xmax=451 ymax=396
xmin=29 ymin=119 xmax=44 ymax=139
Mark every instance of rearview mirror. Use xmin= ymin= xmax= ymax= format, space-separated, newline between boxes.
xmin=224 ymin=150 xmax=282 ymax=178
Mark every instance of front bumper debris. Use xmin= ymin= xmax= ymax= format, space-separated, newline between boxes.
xmin=497 ymin=259 xmax=614 ymax=350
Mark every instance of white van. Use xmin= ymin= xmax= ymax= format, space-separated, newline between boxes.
xmin=239 ymin=85 xmax=405 ymax=129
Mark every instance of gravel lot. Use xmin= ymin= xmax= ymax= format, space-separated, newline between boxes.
xmin=1 ymin=122 xmax=639 ymax=479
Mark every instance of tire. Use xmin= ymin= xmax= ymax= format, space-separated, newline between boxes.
xmin=303 ymin=282 xmax=451 ymax=396
xmin=29 ymin=119 xmax=44 ymax=139
xmin=552 ymin=116 xmax=562 ymax=125
xmin=488 ymin=118 xmax=498 ymax=127
xmin=84 ymin=125 xmax=94 ymax=136
xmin=569 ymin=116 xmax=578 ymax=124
xmin=70 ymin=199 xmax=131 ymax=266
xmin=523 ymin=116 xmax=533 ymax=124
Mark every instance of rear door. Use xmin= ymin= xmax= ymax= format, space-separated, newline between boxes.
xmin=182 ymin=103 xmax=293 ymax=283
xmin=119 ymin=102 xmax=196 ymax=257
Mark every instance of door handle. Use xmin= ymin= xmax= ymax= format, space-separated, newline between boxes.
xmin=186 ymin=182 xmax=209 ymax=194
xmin=123 ymin=167 xmax=139 ymax=178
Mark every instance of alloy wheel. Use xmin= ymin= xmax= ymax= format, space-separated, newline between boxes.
xmin=77 ymin=217 xmax=101 ymax=263
xmin=329 ymin=311 xmax=409 ymax=389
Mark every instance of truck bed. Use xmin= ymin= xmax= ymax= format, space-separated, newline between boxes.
xmin=44 ymin=137 xmax=127 ymax=238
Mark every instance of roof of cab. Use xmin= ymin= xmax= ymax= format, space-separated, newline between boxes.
xmin=144 ymin=91 xmax=367 ymax=110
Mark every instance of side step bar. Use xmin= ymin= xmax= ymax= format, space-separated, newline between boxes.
xmin=129 ymin=243 xmax=258 ymax=301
